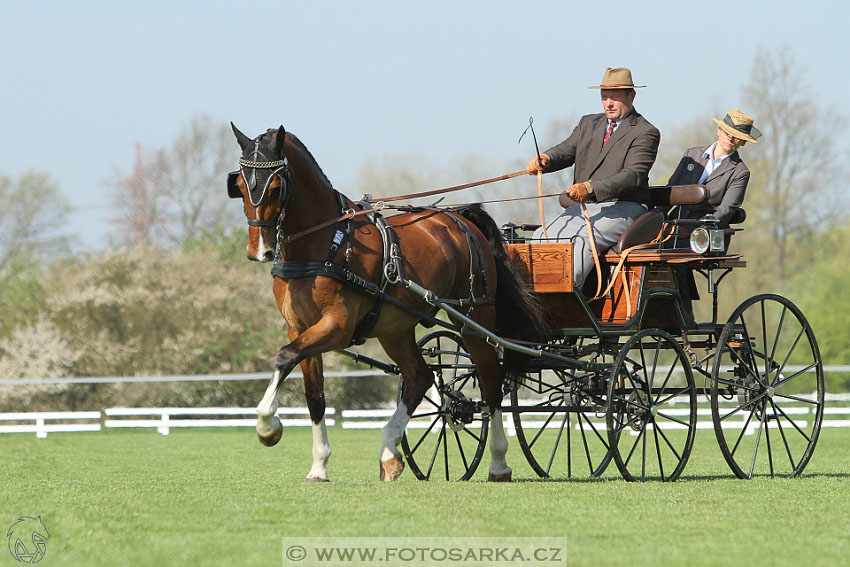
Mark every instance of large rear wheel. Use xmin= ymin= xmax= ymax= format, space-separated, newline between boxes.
xmin=711 ymin=294 xmax=824 ymax=478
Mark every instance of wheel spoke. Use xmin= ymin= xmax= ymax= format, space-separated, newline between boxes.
xmin=773 ymin=391 xmax=819 ymax=405
xmin=760 ymin=299 xmax=770 ymax=379
xmin=652 ymin=357 xmax=680 ymax=405
xmin=764 ymin=404 xmax=775 ymax=478
xmin=623 ymin=419 xmax=648 ymax=469
xmin=748 ymin=401 xmax=767 ymax=479
xmin=740 ymin=316 xmax=769 ymax=390
xmin=580 ymin=412 xmax=610 ymax=448
xmin=425 ymin=421 xmax=446 ymax=479
xmin=719 ymin=393 xmax=766 ymax=422
xmin=410 ymin=410 xmax=441 ymax=419
xmin=443 ymin=424 xmax=450 ymax=481
xmin=410 ymin=415 xmax=440 ymax=454
xmin=714 ymin=374 xmax=761 ymax=393
xmin=462 ymin=425 xmax=483 ymax=444
xmin=528 ymin=411 xmax=558 ymax=449
xmin=453 ymin=430 xmax=469 ymax=471
xmin=652 ymin=419 xmax=666 ymax=482
xmin=775 ymin=326 xmax=807 ymax=381
xmin=654 ymin=421 xmax=683 ymax=461
xmin=767 ymin=303 xmax=788 ymax=368
xmin=610 ymin=391 xmax=650 ymax=413
xmin=655 ymin=387 xmax=693 ymax=406
xmin=773 ymin=362 xmax=819 ymax=389
xmin=768 ymin=398 xmax=797 ymax=470
xmin=772 ymin=402 xmax=812 ymax=443
xmin=641 ymin=419 xmax=648 ymax=482
xmin=545 ymin=412 xmax=570 ymax=475
xmin=730 ymin=406 xmax=758 ymax=458
xmin=655 ymin=411 xmax=692 ymax=428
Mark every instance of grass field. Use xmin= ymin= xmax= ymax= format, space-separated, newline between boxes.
xmin=2 ymin=425 xmax=849 ymax=566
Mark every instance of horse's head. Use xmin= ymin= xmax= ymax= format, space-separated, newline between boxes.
xmin=228 ymin=123 xmax=292 ymax=262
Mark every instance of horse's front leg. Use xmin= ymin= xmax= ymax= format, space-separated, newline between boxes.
xmin=256 ymin=318 xmax=346 ymax=450
xmin=301 ymin=355 xmax=331 ymax=482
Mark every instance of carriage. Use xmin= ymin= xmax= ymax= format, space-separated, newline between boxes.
xmin=227 ymin=124 xmax=824 ymax=483
xmin=390 ymin=185 xmax=824 ymax=482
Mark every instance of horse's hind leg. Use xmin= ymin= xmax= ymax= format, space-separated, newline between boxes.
xmin=464 ymin=335 xmax=512 ymax=482
xmin=377 ymin=332 xmax=434 ymax=482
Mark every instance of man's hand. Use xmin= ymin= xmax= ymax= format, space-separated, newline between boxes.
xmin=566 ymin=182 xmax=592 ymax=203
xmin=526 ymin=153 xmax=550 ymax=174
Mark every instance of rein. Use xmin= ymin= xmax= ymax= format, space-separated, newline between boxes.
xmin=280 ymin=169 xmax=543 ymax=245
xmin=366 ymin=169 xmax=526 ymax=203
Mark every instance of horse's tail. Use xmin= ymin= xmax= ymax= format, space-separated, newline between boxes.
xmin=454 ymin=204 xmax=548 ymax=383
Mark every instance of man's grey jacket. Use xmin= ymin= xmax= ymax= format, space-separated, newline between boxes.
xmin=543 ymin=109 xmax=660 ymax=205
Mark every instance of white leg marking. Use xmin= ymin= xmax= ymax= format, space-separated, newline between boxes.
xmin=488 ymin=409 xmax=511 ymax=477
xmin=256 ymin=369 xmax=283 ymax=439
xmin=380 ymin=401 xmax=410 ymax=463
xmin=306 ymin=419 xmax=331 ymax=482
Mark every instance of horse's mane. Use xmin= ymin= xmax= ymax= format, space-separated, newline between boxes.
xmin=283 ymin=132 xmax=334 ymax=190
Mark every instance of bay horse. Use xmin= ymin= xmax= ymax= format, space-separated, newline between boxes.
xmin=227 ymin=123 xmax=545 ymax=482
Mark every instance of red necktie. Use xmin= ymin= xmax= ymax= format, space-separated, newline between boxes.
xmin=603 ymin=121 xmax=616 ymax=147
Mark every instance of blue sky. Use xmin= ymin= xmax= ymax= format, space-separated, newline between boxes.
xmin=1 ymin=0 xmax=847 ymax=248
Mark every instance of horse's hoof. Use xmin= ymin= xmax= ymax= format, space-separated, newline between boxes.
xmin=306 ymin=476 xmax=330 ymax=483
xmin=488 ymin=470 xmax=512 ymax=482
xmin=257 ymin=430 xmax=282 ymax=447
xmin=257 ymin=416 xmax=283 ymax=446
xmin=379 ymin=456 xmax=405 ymax=482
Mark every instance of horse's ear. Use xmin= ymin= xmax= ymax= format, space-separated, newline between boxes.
xmin=275 ymin=125 xmax=286 ymax=156
xmin=231 ymin=122 xmax=252 ymax=150
xmin=226 ymin=171 xmax=242 ymax=199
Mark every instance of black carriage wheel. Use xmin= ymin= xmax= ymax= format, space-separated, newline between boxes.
xmin=710 ymin=294 xmax=824 ymax=479
xmin=606 ymin=329 xmax=697 ymax=482
xmin=400 ymin=331 xmax=489 ymax=481
xmin=510 ymin=338 xmax=615 ymax=479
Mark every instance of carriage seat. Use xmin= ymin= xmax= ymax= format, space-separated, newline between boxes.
xmin=557 ymin=185 xmax=710 ymax=254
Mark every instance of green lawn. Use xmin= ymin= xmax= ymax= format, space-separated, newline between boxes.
xmin=2 ymin=425 xmax=849 ymax=566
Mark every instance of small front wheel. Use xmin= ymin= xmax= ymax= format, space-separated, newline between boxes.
xmin=607 ymin=329 xmax=697 ymax=482
xmin=401 ymin=331 xmax=489 ymax=481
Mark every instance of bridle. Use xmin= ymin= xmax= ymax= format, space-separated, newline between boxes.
xmin=229 ymin=137 xmax=294 ymax=230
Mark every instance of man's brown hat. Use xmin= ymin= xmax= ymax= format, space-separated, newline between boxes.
xmin=587 ymin=67 xmax=646 ymax=89
xmin=712 ymin=109 xmax=762 ymax=144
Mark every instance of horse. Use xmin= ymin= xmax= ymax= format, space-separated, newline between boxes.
xmin=226 ymin=123 xmax=545 ymax=482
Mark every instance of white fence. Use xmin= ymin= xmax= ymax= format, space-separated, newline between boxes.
xmin=0 ymin=411 xmax=102 ymax=438
xmin=2 ymin=398 xmax=849 ymax=438
xmin=2 ymin=370 xmax=850 ymax=437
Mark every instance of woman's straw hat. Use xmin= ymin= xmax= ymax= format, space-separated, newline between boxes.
xmin=587 ymin=67 xmax=646 ymax=89
xmin=712 ymin=109 xmax=762 ymax=144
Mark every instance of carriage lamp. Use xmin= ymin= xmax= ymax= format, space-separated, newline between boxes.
xmin=689 ymin=215 xmax=725 ymax=255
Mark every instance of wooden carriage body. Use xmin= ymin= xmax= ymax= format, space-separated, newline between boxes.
xmin=505 ymin=184 xmax=747 ymax=337
xmin=507 ymin=241 xmax=746 ymax=335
